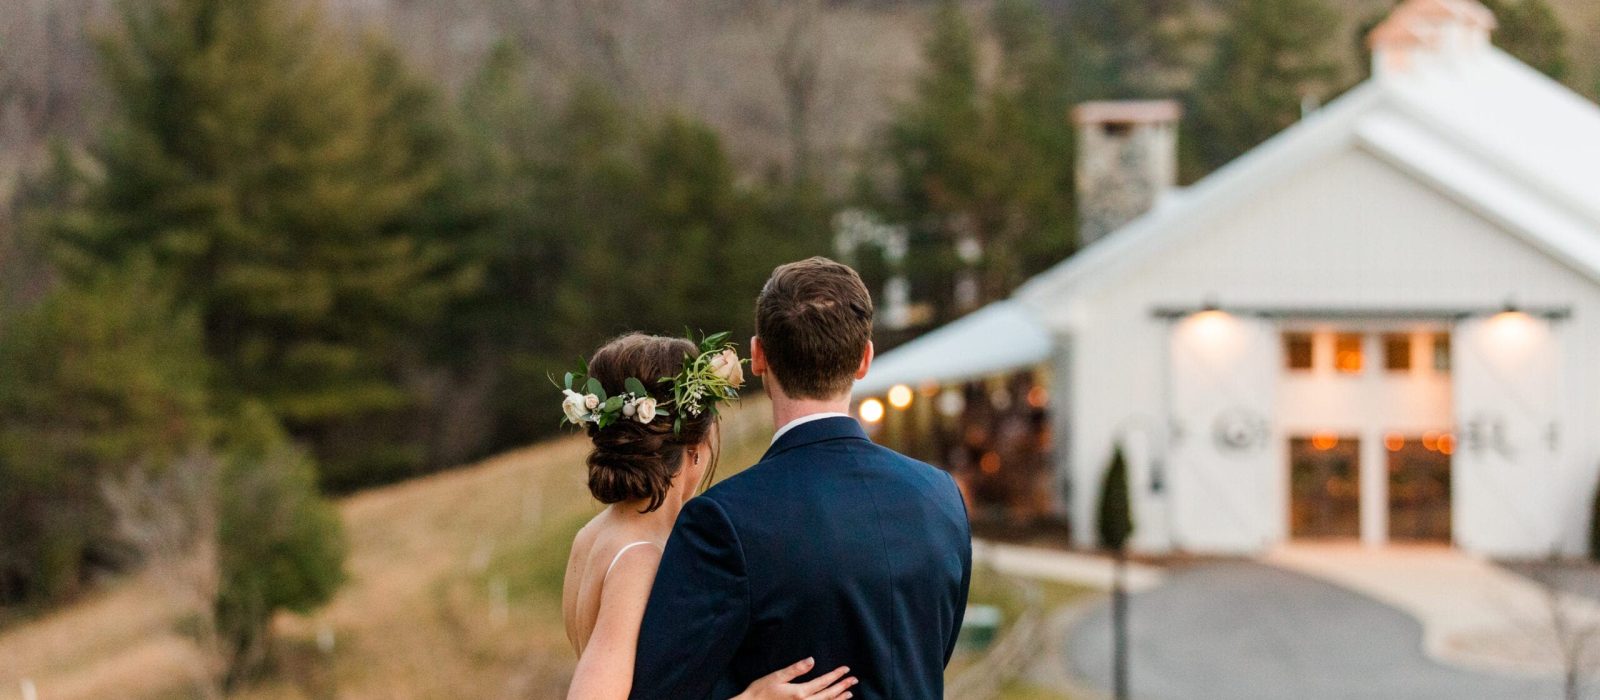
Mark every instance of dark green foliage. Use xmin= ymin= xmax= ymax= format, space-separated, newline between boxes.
xmin=882 ymin=0 xmax=1076 ymax=325
xmin=214 ymin=403 xmax=347 ymax=681
xmin=1481 ymin=0 xmax=1570 ymax=82
xmin=49 ymin=0 xmax=472 ymax=491
xmin=1590 ymin=470 xmax=1600 ymax=562
xmin=1186 ymin=0 xmax=1343 ymax=175
xmin=0 ymin=263 xmax=210 ymax=602
xmin=1097 ymin=445 xmax=1134 ymax=551
xmin=1062 ymin=0 xmax=1207 ymax=100
xmin=448 ymin=51 xmax=831 ymax=451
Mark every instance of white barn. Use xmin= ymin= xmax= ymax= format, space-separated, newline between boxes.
xmin=856 ymin=0 xmax=1600 ymax=557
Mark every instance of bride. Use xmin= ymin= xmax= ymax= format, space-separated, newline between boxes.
xmin=560 ymin=333 xmax=857 ymax=700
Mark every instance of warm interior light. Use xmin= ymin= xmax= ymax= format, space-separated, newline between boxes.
xmin=1438 ymin=432 xmax=1455 ymax=455
xmin=1311 ymin=432 xmax=1340 ymax=451
xmin=937 ymin=389 xmax=966 ymax=418
xmin=1334 ymin=334 xmax=1364 ymax=373
xmin=859 ymin=398 xmax=885 ymax=423
xmin=1422 ymin=431 xmax=1439 ymax=452
xmin=1026 ymin=385 xmax=1049 ymax=409
xmin=980 ymin=451 xmax=1001 ymax=474
xmin=1384 ymin=433 xmax=1405 ymax=452
xmin=887 ymin=384 xmax=914 ymax=409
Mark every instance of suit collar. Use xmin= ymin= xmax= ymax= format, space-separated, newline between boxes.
xmin=761 ymin=415 xmax=868 ymax=460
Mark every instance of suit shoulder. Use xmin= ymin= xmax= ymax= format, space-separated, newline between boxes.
xmin=868 ymin=442 xmax=961 ymax=489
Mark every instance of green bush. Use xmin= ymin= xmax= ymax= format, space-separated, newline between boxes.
xmin=1097 ymin=446 xmax=1134 ymax=551
xmin=214 ymin=403 xmax=348 ymax=682
xmin=1589 ymin=470 xmax=1600 ymax=562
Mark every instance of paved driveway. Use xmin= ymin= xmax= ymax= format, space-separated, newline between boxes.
xmin=1064 ymin=562 xmax=1566 ymax=700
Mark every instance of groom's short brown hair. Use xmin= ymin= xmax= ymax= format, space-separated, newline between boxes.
xmin=756 ymin=257 xmax=874 ymax=399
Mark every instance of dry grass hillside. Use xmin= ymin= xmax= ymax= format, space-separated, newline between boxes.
xmin=0 ymin=401 xmax=777 ymax=700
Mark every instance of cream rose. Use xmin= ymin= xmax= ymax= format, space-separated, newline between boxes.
xmin=583 ymin=394 xmax=600 ymax=410
xmin=709 ymin=348 xmax=745 ymax=388
xmin=633 ymin=397 xmax=659 ymax=423
xmin=561 ymin=390 xmax=589 ymax=424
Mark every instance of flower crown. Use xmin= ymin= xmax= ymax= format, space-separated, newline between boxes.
xmin=557 ymin=331 xmax=747 ymax=434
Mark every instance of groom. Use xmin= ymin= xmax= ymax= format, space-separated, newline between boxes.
xmin=630 ymin=257 xmax=972 ymax=699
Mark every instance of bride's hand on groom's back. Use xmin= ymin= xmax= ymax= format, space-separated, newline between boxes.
xmin=733 ymin=657 xmax=857 ymax=700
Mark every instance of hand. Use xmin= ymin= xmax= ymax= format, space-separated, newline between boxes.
xmin=733 ymin=657 xmax=857 ymax=700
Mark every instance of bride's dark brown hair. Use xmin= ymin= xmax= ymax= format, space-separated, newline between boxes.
xmin=583 ymin=333 xmax=720 ymax=512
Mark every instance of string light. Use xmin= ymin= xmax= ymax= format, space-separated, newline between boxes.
xmin=859 ymin=398 xmax=885 ymax=424
xmin=888 ymin=384 xmax=914 ymax=409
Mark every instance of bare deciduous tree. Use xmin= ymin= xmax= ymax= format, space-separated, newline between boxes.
xmin=100 ymin=452 xmax=226 ymax=700
xmin=774 ymin=0 xmax=823 ymax=183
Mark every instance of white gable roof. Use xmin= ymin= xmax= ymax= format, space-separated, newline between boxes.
xmin=1017 ymin=47 xmax=1600 ymax=312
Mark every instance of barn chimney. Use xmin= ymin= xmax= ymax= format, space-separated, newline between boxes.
xmin=1072 ymin=100 xmax=1182 ymax=247
xmin=1368 ymin=0 xmax=1496 ymax=76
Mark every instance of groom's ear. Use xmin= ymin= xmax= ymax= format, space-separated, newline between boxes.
xmin=750 ymin=336 xmax=768 ymax=377
xmin=854 ymin=341 xmax=874 ymax=380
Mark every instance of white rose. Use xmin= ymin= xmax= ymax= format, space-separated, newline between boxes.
xmin=561 ymin=390 xmax=589 ymax=424
xmin=709 ymin=348 xmax=745 ymax=388
xmin=584 ymin=394 xmax=600 ymax=410
xmin=634 ymin=397 xmax=658 ymax=423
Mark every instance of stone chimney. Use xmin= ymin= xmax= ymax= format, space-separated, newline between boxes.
xmin=1368 ymin=0 xmax=1496 ymax=76
xmin=1072 ymin=100 xmax=1182 ymax=247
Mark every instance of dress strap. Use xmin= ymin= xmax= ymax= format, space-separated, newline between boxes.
xmin=604 ymin=541 xmax=662 ymax=580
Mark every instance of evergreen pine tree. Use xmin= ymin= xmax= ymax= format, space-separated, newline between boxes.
xmin=1097 ymin=445 xmax=1135 ymax=551
xmin=1186 ymin=0 xmax=1342 ymax=175
xmin=1481 ymin=0 xmax=1569 ymax=82
xmin=884 ymin=0 xmax=1077 ymax=324
xmin=0 ymin=262 xmax=210 ymax=602
xmin=52 ymin=0 xmax=468 ymax=489
xmin=1063 ymin=0 xmax=1206 ymax=99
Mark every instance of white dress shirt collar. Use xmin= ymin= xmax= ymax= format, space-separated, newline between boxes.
xmin=770 ymin=411 xmax=853 ymax=445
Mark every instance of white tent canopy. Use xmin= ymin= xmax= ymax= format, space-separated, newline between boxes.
xmin=854 ymin=300 xmax=1054 ymax=397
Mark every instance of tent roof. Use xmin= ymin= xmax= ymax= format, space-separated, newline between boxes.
xmin=853 ymin=300 xmax=1052 ymax=397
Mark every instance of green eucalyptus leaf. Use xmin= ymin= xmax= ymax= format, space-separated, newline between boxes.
xmin=625 ymin=377 xmax=649 ymax=397
xmin=564 ymin=372 xmax=574 ymax=391
xmin=585 ymin=377 xmax=605 ymax=401
xmin=604 ymin=395 xmax=624 ymax=412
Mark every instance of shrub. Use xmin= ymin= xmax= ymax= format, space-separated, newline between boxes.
xmin=214 ymin=403 xmax=348 ymax=682
xmin=1097 ymin=446 xmax=1134 ymax=551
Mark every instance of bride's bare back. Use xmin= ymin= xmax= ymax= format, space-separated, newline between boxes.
xmin=561 ymin=509 xmax=663 ymax=656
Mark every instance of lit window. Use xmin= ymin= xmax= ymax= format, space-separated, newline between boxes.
xmin=1383 ymin=334 xmax=1412 ymax=372
xmin=1432 ymin=333 xmax=1451 ymax=372
xmin=1334 ymin=334 xmax=1364 ymax=374
xmin=1284 ymin=333 xmax=1314 ymax=371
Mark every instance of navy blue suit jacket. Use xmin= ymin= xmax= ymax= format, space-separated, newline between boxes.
xmin=629 ymin=416 xmax=971 ymax=700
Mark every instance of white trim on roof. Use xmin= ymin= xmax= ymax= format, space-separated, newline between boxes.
xmin=1018 ymin=48 xmax=1600 ymax=313
xmin=853 ymin=300 xmax=1052 ymax=397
